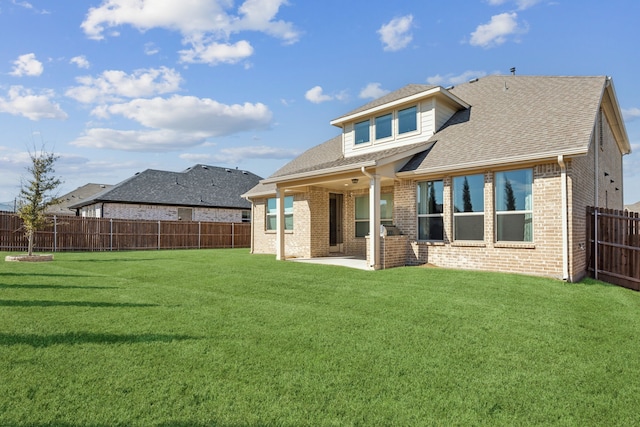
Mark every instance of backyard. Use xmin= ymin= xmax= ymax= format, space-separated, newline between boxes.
xmin=1 ymin=249 xmax=639 ymax=426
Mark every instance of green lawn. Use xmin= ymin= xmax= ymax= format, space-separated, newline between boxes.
xmin=1 ymin=249 xmax=639 ymax=426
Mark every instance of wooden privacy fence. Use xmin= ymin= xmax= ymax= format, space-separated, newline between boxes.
xmin=0 ymin=212 xmax=250 ymax=252
xmin=587 ymin=207 xmax=640 ymax=290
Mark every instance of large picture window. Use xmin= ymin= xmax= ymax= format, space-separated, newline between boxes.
xmin=495 ymin=169 xmax=533 ymax=242
xmin=354 ymin=120 xmax=370 ymax=145
xmin=355 ymin=194 xmax=393 ymax=237
xmin=266 ymin=196 xmax=293 ymax=231
xmin=417 ymin=180 xmax=443 ymax=240
xmin=453 ymin=174 xmax=484 ymax=241
xmin=398 ymin=106 xmax=417 ymax=134
xmin=375 ymin=113 xmax=392 ymax=140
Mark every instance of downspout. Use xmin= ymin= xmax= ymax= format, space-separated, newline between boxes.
xmin=249 ymin=202 xmax=255 ymax=254
xmin=361 ymin=166 xmax=381 ymax=270
xmin=558 ymin=155 xmax=569 ymax=280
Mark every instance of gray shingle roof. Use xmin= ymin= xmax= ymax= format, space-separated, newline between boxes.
xmin=47 ymin=183 xmax=114 ymax=215
xmin=400 ymin=75 xmax=607 ymax=173
xmin=70 ymin=165 xmax=261 ymax=209
xmin=246 ymin=75 xmax=616 ymax=198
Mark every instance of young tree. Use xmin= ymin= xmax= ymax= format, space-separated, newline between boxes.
xmin=17 ymin=147 xmax=62 ymax=256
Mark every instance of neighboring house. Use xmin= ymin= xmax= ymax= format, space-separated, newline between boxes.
xmin=47 ymin=183 xmax=114 ymax=216
xmin=244 ymin=75 xmax=631 ymax=281
xmin=625 ymin=201 xmax=640 ymax=213
xmin=70 ymin=165 xmax=261 ymax=223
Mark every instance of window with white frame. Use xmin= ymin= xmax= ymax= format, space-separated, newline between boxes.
xmin=417 ymin=180 xmax=444 ymax=240
xmin=355 ymin=194 xmax=393 ymax=237
xmin=495 ymin=169 xmax=533 ymax=242
xmin=242 ymin=210 xmax=251 ymax=223
xmin=375 ymin=113 xmax=393 ymax=140
xmin=398 ymin=106 xmax=417 ymax=134
xmin=354 ymin=120 xmax=370 ymax=145
xmin=266 ymin=196 xmax=293 ymax=231
xmin=453 ymin=174 xmax=484 ymax=241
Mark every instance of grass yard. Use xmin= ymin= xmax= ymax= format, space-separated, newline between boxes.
xmin=1 ymin=249 xmax=640 ymax=426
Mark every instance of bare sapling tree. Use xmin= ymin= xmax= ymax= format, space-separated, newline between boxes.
xmin=17 ymin=147 xmax=62 ymax=256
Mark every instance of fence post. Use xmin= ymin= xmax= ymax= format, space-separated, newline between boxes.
xmin=198 ymin=221 xmax=201 ymax=249
xmin=110 ymin=218 xmax=113 ymax=251
xmin=158 ymin=220 xmax=161 ymax=250
xmin=53 ymin=215 xmax=57 ymax=252
xmin=232 ymin=223 xmax=235 ymax=248
xmin=594 ymin=207 xmax=599 ymax=281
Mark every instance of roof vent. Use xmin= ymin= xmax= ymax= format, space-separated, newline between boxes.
xmin=242 ymin=171 xmax=248 ymax=175
xmin=225 ymin=168 xmax=231 ymax=172
xmin=201 ymin=165 xmax=208 ymax=169
xmin=445 ymin=85 xmax=454 ymax=90
xmin=469 ymin=78 xmax=479 ymax=83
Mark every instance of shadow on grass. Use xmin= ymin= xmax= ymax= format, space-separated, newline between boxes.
xmin=0 ymin=299 xmax=158 ymax=308
xmin=0 ymin=272 xmax=93 ymax=278
xmin=0 ymin=284 xmax=118 ymax=290
xmin=0 ymin=332 xmax=197 ymax=347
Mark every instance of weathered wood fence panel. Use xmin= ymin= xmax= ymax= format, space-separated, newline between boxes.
xmin=587 ymin=207 xmax=640 ymax=290
xmin=0 ymin=211 xmax=250 ymax=252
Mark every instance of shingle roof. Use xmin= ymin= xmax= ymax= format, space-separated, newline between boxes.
xmin=47 ymin=183 xmax=114 ymax=215
xmin=400 ymin=75 xmax=607 ymax=173
xmin=70 ymin=165 xmax=261 ymax=209
xmin=246 ymin=75 xmax=617 ymax=198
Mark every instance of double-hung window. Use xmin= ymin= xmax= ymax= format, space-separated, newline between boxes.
xmin=355 ymin=194 xmax=393 ymax=237
xmin=417 ymin=180 xmax=444 ymax=240
xmin=354 ymin=120 xmax=370 ymax=145
xmin=453 ymin=174 xmax=485 ymax=241
xmin=266 ymin=196 xmax=293 ymax=231
xmin=495 ymin=169 xmax=533 ymax=242
xmin=398 ymin=106 xmax=417 ymax=134
xmin=375 ymin=113 xmax=393 ymax=140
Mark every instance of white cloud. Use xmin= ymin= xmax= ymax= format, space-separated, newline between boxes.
xmin=427 ymin=70 xmax=488 ymax=86
xmin=0 ymin=86 xmax=68 ymax=121
xmin=469 ymin=12 xmax=526 ymax=48
xmin=81 ymin=0 xmax=300 ymax=63
xmin=11 ymin=0 xmax=49 ymax=14
xmin=211 ymin=145 xmax=301 ymax=163
xmin=71 ymin=95 xmax=273 ymax=152
xmin=179 ymin=38 xmax=254 ymax=65
xmin=622 ymin=107 xmax=640 ymax=121
xmin=65 ymin=67 xmax=182 ymax=104
xmin=378 ymin=15 xmax=414 ymax=52
xmin=9 ymin=53 xmax=43 ymax=77
xmin=96 ymin=95 xmax=271 ymax=132
xmin=70 ymin=55 xmax=90 ymax=69
xmin=359 ymin=83 xmax=390 ymax=99
xmin=144 ymin=42 xmax=159 ymax=55
xmin=487 ymin=0 xmax=542 ymax=10
xmin=70 ymin=128 xmax=206 ymax=152
xmin=304 ymin=86 xmax=346 ymax=104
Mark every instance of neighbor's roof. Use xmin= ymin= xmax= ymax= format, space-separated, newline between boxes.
xmin=47 ymin=183 xmax=114 ymax=215
xmin=245 ymin=75 xmax=630 ymax=198
xmin=69 ymin=165 xmax=261 ymax=209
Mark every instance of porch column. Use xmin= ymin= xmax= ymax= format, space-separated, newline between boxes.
xmin=275 ymin=187 xmax=285 ymax=260
xmin=368 ymin=173 xmax=381 ymax=269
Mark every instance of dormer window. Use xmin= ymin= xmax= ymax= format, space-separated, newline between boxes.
xmin=354 ymin=120 xmax=370 ymax=145
xmin=375 ymin=113 xmax=392 ymax=140
xmin=398 ymin=106 xmax=417 ymax=134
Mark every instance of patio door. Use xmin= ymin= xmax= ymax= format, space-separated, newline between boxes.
xmin=329 ymin=193 xmax=344 ymax=253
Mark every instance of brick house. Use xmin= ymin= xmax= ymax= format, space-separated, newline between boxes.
xmin=70 ymin=165 xmax=261 ymax=223
xmin=243 ymin=75 xmax=630 ymax=281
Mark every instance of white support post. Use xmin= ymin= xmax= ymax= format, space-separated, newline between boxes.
xmin=369 ymin=174 xmax=381 ymax=269
xmin=276 ymin=188 xmax=285 ymax=260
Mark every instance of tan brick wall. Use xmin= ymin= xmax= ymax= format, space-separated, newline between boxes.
xmin=82 ymin=202 xmax=244 ymax=222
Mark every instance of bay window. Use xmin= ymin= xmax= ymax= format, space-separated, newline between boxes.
xmin=453 ymin=174 xmax=485 ymax=241
xmin=417 ymin=180 xmax=444 ymax=240
xmin=495 ymin=169 xmax=533 ymax=242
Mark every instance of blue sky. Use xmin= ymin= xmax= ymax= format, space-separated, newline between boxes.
xmin=1 ymin=0 xmax=639 ymax=205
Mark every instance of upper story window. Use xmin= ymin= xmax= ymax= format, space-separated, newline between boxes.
xmin=266 ymin=196 xmax=293 ymax=231
xmin=495 ymin=169 xmax=533 ymax=242
xmin=354 ymin=120 xmax=370 ymax=145
xmin=398 ymin=106 xmax=417 ymax=134
xmin=375 ymin=113 xmax=393 ymax=140
xmin=453 ymin=174 xmax=485 ymax=241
